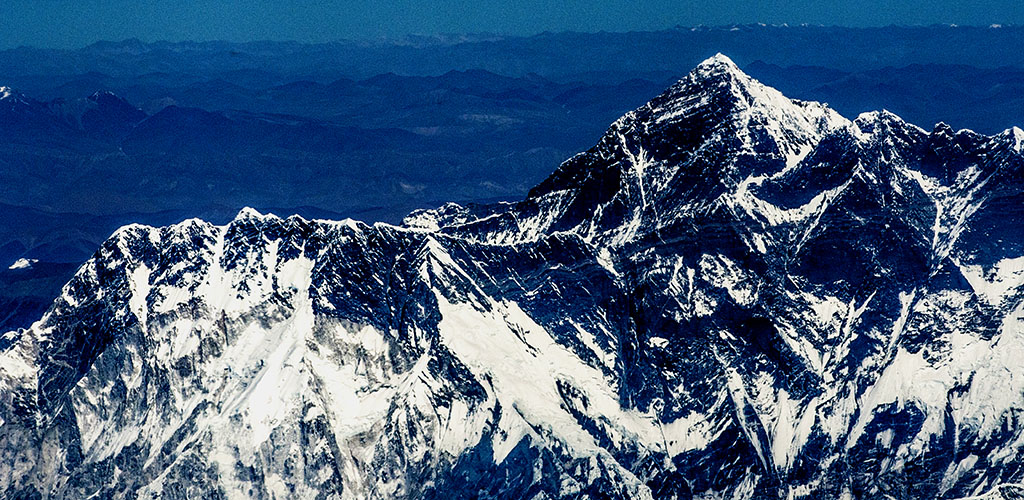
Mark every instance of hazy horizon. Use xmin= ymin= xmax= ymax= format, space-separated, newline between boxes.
xmin=3 ymin=0 xmax=1024 ymax=49
xmin=4 ymin=22 xmax=1024 ymax=51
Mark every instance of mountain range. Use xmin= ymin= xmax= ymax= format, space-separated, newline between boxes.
xmin=3 ymin=54 xmax=1024 ymax=499
xmin=7 ymin=26 xmax=1024 ymax=339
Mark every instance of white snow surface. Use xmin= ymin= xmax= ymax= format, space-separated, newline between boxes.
xmin=7 ymin=258 xmax=37 ymax=270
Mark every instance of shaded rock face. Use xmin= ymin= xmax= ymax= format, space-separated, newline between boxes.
xmin=4 ymin=54 xmax=1024 ymax=499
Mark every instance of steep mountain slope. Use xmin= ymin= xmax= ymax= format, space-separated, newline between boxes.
xmin=4 ymin=55 xmax=1024 ymax=499
xmin=744 ymin=61 xmax=1024 ymax=135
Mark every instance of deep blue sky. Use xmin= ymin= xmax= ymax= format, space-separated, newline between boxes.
xmin=4 ymin=0 xmax=1024 ymax=49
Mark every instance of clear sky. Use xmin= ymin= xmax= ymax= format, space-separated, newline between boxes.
xmin=4 ymin=0 xmax=1024 ymax=49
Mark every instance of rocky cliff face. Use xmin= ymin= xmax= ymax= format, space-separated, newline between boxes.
xmin=4 ymin=55 xmax=1024 ymax=499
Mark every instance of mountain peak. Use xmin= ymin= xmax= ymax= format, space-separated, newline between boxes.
xmin=852 ymin=109 xmax=926 ymax=146
xmin=521 ymin=55 xmax=849 ymax=244
xmin=643 ymin=54 xmax=847 ymax=166
xmin=234 ymin=206 xmax=269 ymax=221
xmin=88 ymin=90 xmax=126 ymax=103
xmin=691 ymin=53 xmax=744 ymax=79
xmin=0 ymin=86 xmax=33 ymax=109
xmin=995 ymin=125 xmax=1024 ymax=153
xmin=0 ymin=86 xmax=26 ymax=103
xmin=644 ymin=53 xmax=844 ymax=138
xmin=651 ymin=54 xmax=755 ymax=109
xmin=676 ymin=53 xmax=763 ymax=101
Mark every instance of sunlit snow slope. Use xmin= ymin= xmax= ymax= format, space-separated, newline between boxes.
xmin=4 ymin=55 xmax=1024 ymax=499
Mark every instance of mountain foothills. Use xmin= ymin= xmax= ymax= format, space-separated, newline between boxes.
xmin=6 ymin=54 xmax=1024 ymax=499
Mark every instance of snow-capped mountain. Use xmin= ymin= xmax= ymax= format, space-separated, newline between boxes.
xmin=4 ymin=54 xmax=1024 ymax=499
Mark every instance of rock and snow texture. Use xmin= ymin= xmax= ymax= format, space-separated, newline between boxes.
xmin=7 ymin=258 xmax=37 ymax=270
xmin=5 ymin=54 xmax=1024 ymax=499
